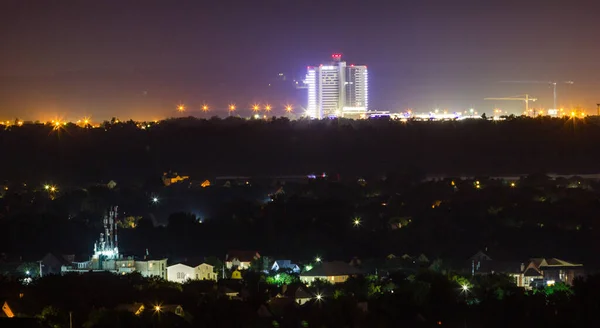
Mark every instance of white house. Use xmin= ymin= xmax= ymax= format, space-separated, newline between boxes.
xmin=167 ymin=263 xmax=195 ymax=283
xmin=167 ymin=262 xmax=217 ymax=284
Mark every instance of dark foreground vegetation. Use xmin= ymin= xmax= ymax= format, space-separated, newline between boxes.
xmin=2 ymin=116 xmax=600 ymax=184
xmin=3 ymin=269 xmax=600 ymax=328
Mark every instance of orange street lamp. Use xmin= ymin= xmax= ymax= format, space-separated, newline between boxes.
xmin=177 ymin=104 xmax=185 ymax=112
xmin=229 ymin=104 xmax=236 ymax=116
xmin=285 ymin=105 xmax=293 ymax=113
xmin=202 ymin=104 xmax=209 ymax=112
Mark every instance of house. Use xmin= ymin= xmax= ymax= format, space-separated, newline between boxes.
xmin=40 ymin=253 xmax=72 ymax=276
xmin=162 ymin=172 xmax=190 ymax=186
xmin=115 ymin=303 xmax=145 ymax=316
xmin=279 ymin=284 xmax=313 ymax=305
xmin=167 ymin=262 xmax=217 ymax=284
xmin=2 ymin=301 xmax=15 ymax=318
xmin=300 ymin=261 xmax=363 ymax=285
xmin=521 ymin=258 xmax=584 ymax=288
xmin=226 ymin=251 xmax=260 ymax=270
xmin=271 ymin=260 xmax=300 ymax=273
xmin=134 ymin=258 xmax=167 ymax=279
xmin=231 ymin=270 xmax=243 ymax=280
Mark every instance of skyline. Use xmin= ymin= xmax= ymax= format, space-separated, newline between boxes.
xmin=1 ymin=0 xmax=599 ymax=120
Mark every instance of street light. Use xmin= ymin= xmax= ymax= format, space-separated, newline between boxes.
xmin=151 ymin=197 xmax=159 ymax=204
xmin=265 ymin=104 xmax=272 ymax=113
xmin=202 ymin=104 xmax=209 ymax=112
xmin=353 ymin=218 xmax=361 ymax=227
xmin=177 ymin=104 xmax=185 ymax=113
xmin=315 ymin=294 xmax=322 ymax=301
xmin=285 ymin=105 xmax=293 ymax=113
xmin=315 ymin=256 xmax=322 ymax=263
xmin=252 ymin=104 xmax=260 ymax=113
xmin=229 ymin=104 xmax=236 ymax=116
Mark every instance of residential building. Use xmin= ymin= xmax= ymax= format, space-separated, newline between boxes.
xmin=468 ymin=251 xmax=584 ymax=289
xmin=226 ymin=250 xmax=260 ymax=270
xmin=135 ymin=259 xmax=167 ymax=279
xmin=271 ymin=260 xmax=300 ymax=273
xmin=520 ymin=258 xmax=584 ymax=288
xmin=305 ymin=54 xmax=368 ymax=119
xmin=300 ymin=261 xmax=363 ymax=285
xmin=167 ymin=262 xmax=217 ymax=284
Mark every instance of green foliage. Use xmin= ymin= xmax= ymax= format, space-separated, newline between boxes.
xmin=543 ymin=282 xmax=573 ymax=297
xmin=37 ymin=306 xmax=65 ymax=328
xmin=265 ymin=272 xmax=299 ymax=286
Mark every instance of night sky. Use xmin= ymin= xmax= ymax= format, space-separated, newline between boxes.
xmin=1 ymin=0 xmax=598 ymax=120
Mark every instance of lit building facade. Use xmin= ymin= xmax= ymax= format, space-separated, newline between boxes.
xmin=305 ymin=54 xmax=368 ymax=119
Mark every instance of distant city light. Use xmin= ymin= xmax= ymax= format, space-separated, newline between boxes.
xmin=177 ymin=104 xmax=185 ymax=112
xmin=285 ymin=105 xmax=293 ymax=113
xmin=252 ymin=104 xmax=260 ymax=112
xmin=265 ymin=104 xmax=272 ymax=112
xmin=202 ymin=104 xmax=209 ymax=112
xmin=315 ymin=294 xmax=323 ymax=301
xmin=461 ymin=284 xmax=469 ymax=292
xmin=353 ymin=218 xmax=361 ymax=227
xmin=151 ymin=197 xmax=159 ymax=203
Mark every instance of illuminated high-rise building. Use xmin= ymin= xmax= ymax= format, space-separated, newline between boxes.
xmin=305 ymin=54 xmax=368 ymax=119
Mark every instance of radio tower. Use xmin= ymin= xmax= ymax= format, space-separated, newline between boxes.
xmin=93 ymin=206 xmax=120 ymax=259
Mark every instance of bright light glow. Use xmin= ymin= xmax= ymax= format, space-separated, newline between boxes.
xmin=315 ymin=256 xmax=321 ymax=263
xmin=49 ymin=186 xmax=57 ymax=192
xmin=44 ymin=185 xmax=50 ymax=190
xmin=252 ymin=104 xmax=260 ymax=112
xmin=202 ymin=105 xmax=209 ymax=112
xmin=321 ymin=66 xmax=335 ymax=70
xmin=461 ymin=284 xmax=469 ymax=292
xmin=510 ymin=182 xmax=516 ymax=188
xmin=177 ymin=104 xmax=185 ymax=112
xmin=353 ymin=218 xmax=361 ymax=227
xmin=315 ymin=294 xmax=322 ymax=300
xmin=25 ymin=270 xmax=30 ymax=275
xmin=285 ymin=105 xmax=292 ymax=113
xmin=229 ymin=104 xmax=236 ymax=111
xmin=265 ymin=105 xmax=272 ymax=112
xmin=154 ymin=305 xmax=161 ymax=312
xmin=546 ymin=280 xmax=555 ymax=286
xmin=152 ymin=197 xmax=159 ymax=203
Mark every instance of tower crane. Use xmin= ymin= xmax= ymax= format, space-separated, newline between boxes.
xmin=500 ymin=80 xmax=574 ymax=110
xmin=484 ymin=94 xmax=537 ymax=114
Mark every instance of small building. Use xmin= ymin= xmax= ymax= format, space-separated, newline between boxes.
xmin=300 ymin=261 xmax=363 ymax=285
xmin=231 ymin=270 xmax=243 ymax=280
xmin=271 ymin=260 xmax=300 ymax=273
xmin=226 ymin=251 xmax=260 ymax=270
xmin=135 ymin=258 xmax=167 ymax=279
